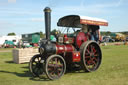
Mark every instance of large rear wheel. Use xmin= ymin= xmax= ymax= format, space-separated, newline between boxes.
xmin=80 ymin=41 xmax=102 ymax=72
xmin=45 ymin=55 xmax=66 ymax=80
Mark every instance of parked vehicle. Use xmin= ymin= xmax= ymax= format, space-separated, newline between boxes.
xmin=3 ymin=40 xmax=15 ymax=48
xmin=22 ymin=32 xmax=40 ymax=47
xmin=102 ymin=36 xmax=115 ymax=42
xmin=111 ymin=33 xmax=126 ymax=41
xmin=126 ymin=37 xmax=128 ymax=41
xmin=0 ymin=35 xmax=21 ymax=46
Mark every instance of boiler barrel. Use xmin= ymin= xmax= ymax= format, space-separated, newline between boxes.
xmin=39 ymin=44 xmax=75 ymax=55
xmin=56 ymin=45 xmax=75 ymax=54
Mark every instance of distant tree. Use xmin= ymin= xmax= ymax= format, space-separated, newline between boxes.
xmin=122 ymin=31 xmax=128 ymax=35
xmin=7 ymin=32 xmax=16 ymax=36
xmin=51 ymin=29 xmax=61 ymax=35
xmin=40 ymin=31 xmax=45 ymax=38
xmin=100 ymin=31 xmax=107 ymax=36
xmin=106 ymin=31 xmax=111 ymax=36
xmin=101 ymin=31 xmax=111 ymax=36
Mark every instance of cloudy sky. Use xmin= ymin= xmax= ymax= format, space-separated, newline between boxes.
xmin=0 ymin=0 xmax=128 ymax=35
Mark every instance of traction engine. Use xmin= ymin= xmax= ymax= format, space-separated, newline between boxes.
xmin=29 ymin=7 xmax=108 ymax=80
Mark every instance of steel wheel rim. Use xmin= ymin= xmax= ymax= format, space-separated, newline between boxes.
xmin=84 ymin=42 xmax=101 ymax=71
xmin=30 ymin=55 xmax=43 ymax=76
xmin=45 ymin=55 xmax=66 ymax=80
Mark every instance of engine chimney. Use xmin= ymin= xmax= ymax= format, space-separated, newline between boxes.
xmin=44 ymin=7 xmax=51 ymax=41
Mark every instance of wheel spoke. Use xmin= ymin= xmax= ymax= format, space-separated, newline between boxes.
xmin=34 ymin=67 xmax=39 ymax=73
xmin=32 ymin=61 xmax=37 ymax=65
xmin=55 ymin=58 xmax=58 ymax=64
xmin=56 ymin=68 xmax=62 ymax=76
xmin=49 ymin=60 xmax=53 ymax=64
xmin=86 ymin=48 xmax=91 ymax=54
xmin=50 ymin=70 xmax=55 ymax=76
xmin=34 ymin=60 xmax=38 ymax=65
xmin=87 ymin=60 xmax=92 ymax=65
xmin=94 ymin=54 xmax=98 ymax=57
xmin=92 ymin=60 xmax=96 ymax=66
xmin=48 ymin=64 xmax=55 ymax=67
xmin=38 ymin=68 xmax=41 ymax=74
xmin=90 ymin=45 xmax=93 ymax=53
xmin=37 ymin=57 xmax=40 ymax=62
xmin=48 ymin=67 xmax=54 ymax=71
xmin=92 ymin=57 xmax=98 ymax=62
xmin=57 ymin=68 xmax=63 ymax=72
xmin=39 ymin=68 xmax=44 ymax=73
xmin=85 ymin=56 xmax=91 ymax=58
xmin=92 ymin=46 xmax=96 ymax=54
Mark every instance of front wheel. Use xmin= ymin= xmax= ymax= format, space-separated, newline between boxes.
xmin=29 ymin=54 xmax=44 ymax=77
xmin=45 ymin=55 xmax=66 ymax=80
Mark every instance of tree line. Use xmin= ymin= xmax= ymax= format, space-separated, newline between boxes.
xmin=7 ymin=30 xmax=128 ymax=38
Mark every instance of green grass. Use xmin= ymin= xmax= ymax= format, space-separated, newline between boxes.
xmin=0 ymin=48 xmax=13 ymax=52
xmin=0 ymin=46 xmax=128 ymax=85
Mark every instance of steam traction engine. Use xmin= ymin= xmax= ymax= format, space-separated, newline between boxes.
xmin=29 ymin=7 xmax=108 ymax=80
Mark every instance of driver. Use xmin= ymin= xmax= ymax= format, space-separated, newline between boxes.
xmin=81 ymin=25 xmax=88 ymax=33
xmin=88 ymin=25 xmax=100 ymax=42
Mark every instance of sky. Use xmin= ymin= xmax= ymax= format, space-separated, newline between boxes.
xmin=0 ymin=0 xmax=128 ymax=36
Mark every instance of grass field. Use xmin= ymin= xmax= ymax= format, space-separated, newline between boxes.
xmin=0 ymin=45 xmax=128 ymax=85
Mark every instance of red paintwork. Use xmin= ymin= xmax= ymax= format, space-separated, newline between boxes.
xmin=64 ymin=35 xmax=68 ymax=42
xmin=80 ymin=19 xmax=108 ymax=26
xmin=64 ymin=34 xmax=67 ymax=37
xmin=65 ymin=51 xmax=81 ymax=63
xmin=76 ymin=32 xmax=88 ymax=48
xmin=64 ymin=35 xmax=74 ymax=44
xmin=72 ymin=51 xmax=81 ymax=62
xmin=33 ymin=43 xmax=38 ymax=47
xmin=56 ymin=44 xmax=74 ymax=54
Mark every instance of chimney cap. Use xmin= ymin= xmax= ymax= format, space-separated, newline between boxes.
xmin=44 ymin=7 xmax=51 ymax=12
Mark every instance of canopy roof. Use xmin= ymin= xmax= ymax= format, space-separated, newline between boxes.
xmin=57 ymin=15 xmax=108 ymax=28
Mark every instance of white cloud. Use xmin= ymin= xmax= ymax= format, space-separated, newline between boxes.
xmin=54 ymin=0 xmax=127 ymax=16
xmin=0 ymin=21 xmax=16 ymax=29
xmin=54 ymin=6 xmax=106 ymax=16
xmin=116 ymin=0 xmax=124 ymax=7
xmin=8 ymin=0 xmax=16 ymax=3
xmin=0 ymin=8 xmax=42 ymax=17
xmin=31 ymin=18 xmax=43 ymax=22
xmin=86 ymin=0 xmax=126 ymax=8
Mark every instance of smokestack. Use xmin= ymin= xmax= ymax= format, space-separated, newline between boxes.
xmin=44 ymin=7 xmax=51 ymax=41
